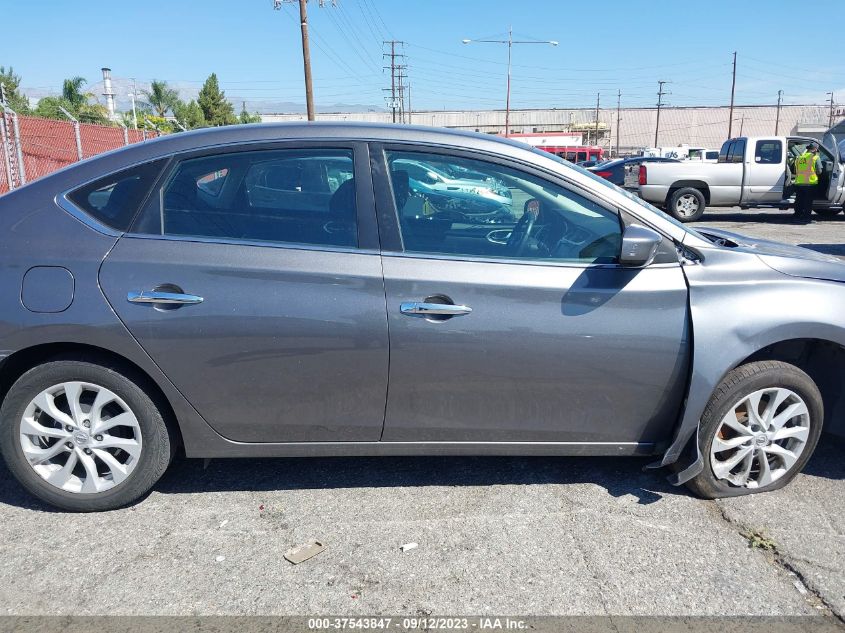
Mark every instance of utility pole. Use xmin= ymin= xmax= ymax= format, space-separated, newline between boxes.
xmin=463 ymin=28 xmax=557 ymax=138
xmin=297 ymin=0 xmax=315 ymax=121
xmin=593 ymin=93 xmax=600 ymax=148
xmin=274 ymin=0 xmax=336 ymax=122
xmin=383 ymin=40 xmax=406 ymax=123
xmin=827 ymin=92 xmax=836 ymax=129
xmin=655 ymin=81 xmax=668 ymax=147
xmin=728 ymin=51 xmax=737 ymax=138
xmin=397 ymin=65 xmax=406 ymax=124
xmin=616 ymin=89 xmax=622 ymax=157
xmin=407 ymin=83 xmax=412 ymax=125
xmin=128 ymin=79 xmax=139 ymax=130
xmin=775 ymin=89 xmax=783 ymax=135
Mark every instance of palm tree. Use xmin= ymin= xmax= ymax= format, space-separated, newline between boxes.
xmin=143 ymin=80 xmax=179 ymax=117
xmin=61 ymin=76 xmax=87 ymax=110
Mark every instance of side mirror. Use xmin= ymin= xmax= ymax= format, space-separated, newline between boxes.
xmin=619 ymin=224 xmax=662 ymax=267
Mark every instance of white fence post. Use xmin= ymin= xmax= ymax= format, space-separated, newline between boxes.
xmin=57 ymin=106 xmax=83 ymax=161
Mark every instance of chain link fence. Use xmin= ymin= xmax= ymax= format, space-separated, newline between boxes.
xmin=0 ymin=110 xmax=156 ymax=194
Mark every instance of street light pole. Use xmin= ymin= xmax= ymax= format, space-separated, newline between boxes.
xmin=128 ymin=78 xmax=138 ymax=130
xmin=463 ymin=28 xmax=557 ymax=138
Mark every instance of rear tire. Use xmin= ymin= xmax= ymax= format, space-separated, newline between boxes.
xmin=685 ymin=361 xmax=823 ymax=499
xmin=667 ymin=187 xmax=706 ymax=222
xmin=0 ymin=359 xmax=173 ymax=511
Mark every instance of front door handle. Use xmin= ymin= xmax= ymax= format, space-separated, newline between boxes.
xmin=127 ymin=290 xmax=204 ymax=306
xmin=400 ymin=302 xmax=472 ymax=317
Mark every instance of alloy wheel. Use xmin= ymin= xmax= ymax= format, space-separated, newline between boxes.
xmin=675 ymin=194 xmax=700 ymax=218
xmin=710 ymin=387 xmax=810 ymax=489
xmin=18 ymin=381 xmax=142 ymax=494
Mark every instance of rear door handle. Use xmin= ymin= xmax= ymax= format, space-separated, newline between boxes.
xmin=127 ymin=291 xmax=204 ymax=306
xmin=400 ymin=302 xmax=472 ymax=317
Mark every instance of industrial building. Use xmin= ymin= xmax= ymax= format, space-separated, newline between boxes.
xmin=262 ymin=104 xmax=843 ymax=155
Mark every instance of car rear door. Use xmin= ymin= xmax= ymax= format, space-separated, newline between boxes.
xmin=744 ymin=139 xmax=786 ymax=203
xmin=373 ymin=144 xmax=691 ymax=447
xmin=98 ymin=141 xmax=389 ymax=443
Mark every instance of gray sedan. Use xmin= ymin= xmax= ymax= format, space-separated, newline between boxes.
xmin=0 ymin=122 xmax=842 ymax=511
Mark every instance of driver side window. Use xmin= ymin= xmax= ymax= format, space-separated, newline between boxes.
xmin=385 ymin=150 xmax=622 ymax=264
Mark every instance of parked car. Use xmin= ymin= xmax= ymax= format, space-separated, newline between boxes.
xmin=392 ymin=157 xmax=514 ymax=222
xmin=590 ymin=156 xmax=680 ymax=187
xmin=575 ymin=159 xmax=603 ymax=168
xmin=637 ymin=136 xmax=845 ymax=221
xmin=1 ymin=122 xmax=844 ymax=511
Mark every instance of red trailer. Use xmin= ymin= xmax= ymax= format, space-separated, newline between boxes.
xmin=507 ymin=132 xmax=604 ymax=163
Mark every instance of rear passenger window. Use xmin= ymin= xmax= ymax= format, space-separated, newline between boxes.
xmin=755 ymin=140 xmax=782 ymax=164
xmin=67 ymin=159 xmax=166 ymax=231
xmin=730 ymin=140 xmax=746 ymax=163
xmin=135 ymin=149 xmax=357 ymax=248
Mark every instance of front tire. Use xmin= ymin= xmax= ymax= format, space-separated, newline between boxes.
xmin=667 ymin=187 xmax=706 ymax=222
xmin=0 ymin=359 xmax=173 ymax=511
xmin=686 ymin=361 xmax=823 ymax=498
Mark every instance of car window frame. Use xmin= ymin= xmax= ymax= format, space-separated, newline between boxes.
xmin=127 ymin=140 xmax=379 ymax=252
xmin=370 ymin=141 xmax=676 ymax=270
xmin=61 ymin=158 xmax=171 ymax=235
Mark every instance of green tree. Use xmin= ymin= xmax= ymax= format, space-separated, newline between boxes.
xmin=239 ymin=101 xmax=261 ymax=124
xmin=0 ymin=66 xmax=31 ymax=113
xmin=173 ymin=99 xmax=206 ymax=129
xmin=143 ymin=80 xmax=179 ymax=117
xmin=197 ymin=73 xmax=236 ymax=126
xmin=33 ymin=96 xmax=76 ymax=120
xmin=34 ymin=76 xmax=111 ymax=125
xmin=120 ymin=102 xmax=151 ymax=130
xmin=61 ymin=76 xmax=87 ymax=111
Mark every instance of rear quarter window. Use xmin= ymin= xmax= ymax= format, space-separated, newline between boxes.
xmin=66 ymin=160 xmax=166 ymax=231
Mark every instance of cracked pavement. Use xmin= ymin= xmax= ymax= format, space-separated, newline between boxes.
xmin=0 ymin=207 xmax=842 ymax=619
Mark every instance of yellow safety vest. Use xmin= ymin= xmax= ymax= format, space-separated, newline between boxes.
xmin=795 ymin=152 xmax=819 ymax=185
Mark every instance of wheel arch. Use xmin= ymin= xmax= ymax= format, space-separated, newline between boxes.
xmin=667 ymin=181 xmax=710 ymax=205
xmin=0 ymin=342 xmax=184 ymax=450
xmin=732 ymin=337 xmax=845 ymax=438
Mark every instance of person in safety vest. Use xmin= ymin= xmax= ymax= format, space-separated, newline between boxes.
xmin=793 ymin=143 xmax=821 ymax=222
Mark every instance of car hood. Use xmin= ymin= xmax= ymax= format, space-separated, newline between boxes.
xmin=695 ymin=227 xmax=845 ymax=283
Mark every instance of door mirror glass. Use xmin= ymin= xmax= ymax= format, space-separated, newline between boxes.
xmin=619 ymin=224 xmax=662 ymax=267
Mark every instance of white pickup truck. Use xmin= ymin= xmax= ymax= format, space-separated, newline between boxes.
xmin=637 ymin=136 xmax=845 ymax=221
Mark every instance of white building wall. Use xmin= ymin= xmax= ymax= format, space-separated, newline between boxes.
xmin=262 ymin=105 xmax=836 ymax=153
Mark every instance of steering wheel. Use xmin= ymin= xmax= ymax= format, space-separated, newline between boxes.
xmin=507 ymin=209 xmax=537 ymax=255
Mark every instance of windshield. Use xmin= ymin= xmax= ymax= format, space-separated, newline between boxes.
xmin=529 ymin=147 xmax=707 ymax=239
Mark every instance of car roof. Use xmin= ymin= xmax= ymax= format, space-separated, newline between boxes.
xmin=17 ymin=122 xmax=553 ymax=194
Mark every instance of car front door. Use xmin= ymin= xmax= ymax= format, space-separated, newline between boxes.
xmin=830 ymin=146 xmax=845 ymax=204
xmin=99 ymin=143 xmax=389 ymax=443
xmin=373 ymin=146 xmax=691 ymax=447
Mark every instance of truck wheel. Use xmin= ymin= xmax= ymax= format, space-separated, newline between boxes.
xmin=813 ymin=208 xmax=842 ymax=219
xmin=667 ymin=188 xmax=706 ymax=222
xmin=685 ymin=361 xmax=823 ymax=499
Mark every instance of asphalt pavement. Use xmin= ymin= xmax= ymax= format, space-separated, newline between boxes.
xmin=0 ymin=206 xmax=842 ymax=621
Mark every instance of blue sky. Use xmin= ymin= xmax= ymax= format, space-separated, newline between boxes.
xmin=4 ymin=0 xmax=843 ymax=113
